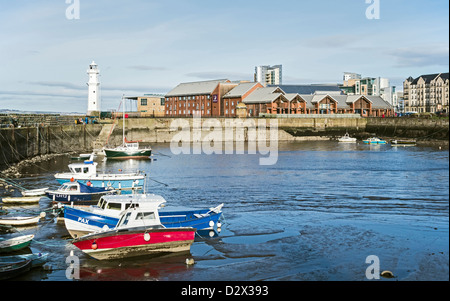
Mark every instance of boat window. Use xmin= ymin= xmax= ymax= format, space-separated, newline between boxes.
xmin=125 ymin=203 xmax=139 ymax=210
xmin=83 ymin=167 xmax=90 ymax=173
xmin=74 ymin=168 xmax=82 ymax=173
xmin=136 ymin=212 xmax=156 ymax=221
xmin=120 ymin=212 xmax=132 ymax=226
xmin=106 ymin=202 xmax=122 ymax=210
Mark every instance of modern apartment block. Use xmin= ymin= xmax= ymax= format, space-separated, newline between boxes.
xmin=340 ymin=73 xmax=398 ymax=112
xmin=403 ymin=72 xmax=449 ymax=114
xmin=254 ymin=65 xmax=282 ymax=86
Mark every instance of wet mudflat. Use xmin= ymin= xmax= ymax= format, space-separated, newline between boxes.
xmin=1 ymin=141 xmax=448 ymax=281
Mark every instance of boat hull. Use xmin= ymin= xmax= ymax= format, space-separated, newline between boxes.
xmin=0 ymin=259 xmax=32 ymax=280
xmin=64 ymin=206 xmax=222 ymax=238
xmin=72 ymin=228 xmax=195 ymax=260
xmin=104 ymin=149 xmax=152 ymax=159
xmin=45 ymin=191 xmax=112 ymax=205
xmin=0 ymin=235 xmax=34 ymax=253
xmin=0 ymin=216 xmax=40 ymax=226
xmin=1 ymin=196 xmax=41 ymax=204
xmin=54 ymin=176 xmax=144 ymax=190
xmin=363 ymin=140 xmax=387 ymax=144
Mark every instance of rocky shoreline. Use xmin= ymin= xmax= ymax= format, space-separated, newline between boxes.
xmin=0 ymin=153 xmax=76 ymax=179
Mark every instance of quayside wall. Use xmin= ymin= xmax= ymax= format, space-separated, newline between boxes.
xmin=1 ymin=116 xmax=448 ymax=169
xmin=0 ymin=124 xmax=102 ymax=169
xmin=110 ymin=116 xmax=448 ymax=143
xmin=110 ymin=116 xmax=369 ymax=144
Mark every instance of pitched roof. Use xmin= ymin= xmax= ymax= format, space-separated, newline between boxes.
xmin=223 ymin=82 xmax=261 ymax=98
xmin=410 ymin=72 xmax=449 ymax=85
xmin=269 ymin=84 xmax=343 ymax=95
xmin=165 ymin=79 xmax=229 ymax=97
xmin=243 ymin=87 xmax=287 ymax=104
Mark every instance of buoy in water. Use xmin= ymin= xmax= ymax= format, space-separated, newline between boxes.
xmin=380 ymin=270 xmax=395 ymax=278
xmin=40 ymin=212 xmax=46 ymax=218
xmin=185 ymin=258 xmax=195 ymax=265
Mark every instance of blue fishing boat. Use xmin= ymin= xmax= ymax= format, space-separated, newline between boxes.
xmin=54 ymin=157 xmax=145 ymax=191
xmin=45 ymin=181 xmax=117 ymax=205
xmin=63 ymin=194 xmax=223 ymax=238
xmin=363 ymin=137 xmax=387 ymax=144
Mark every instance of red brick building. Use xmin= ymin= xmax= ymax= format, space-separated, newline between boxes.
xmin=164 ymin=79 xmax=238 ymax=117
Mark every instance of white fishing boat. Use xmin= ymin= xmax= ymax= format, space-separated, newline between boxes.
xmin=338 ymin=132 xmax=357 ymax=143
xmin=54 ymin=155 xmax=145 ymax=190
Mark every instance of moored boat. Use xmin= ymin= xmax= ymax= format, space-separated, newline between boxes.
xmin=1 ymin=196 xmax=41 ymax=205
xmin=0 ymin=252 xmax=49 ymax=268
xmin=63 ymin=194 xmax=223 ymax=238
xmin=71 ymin=201 xmax=196 ymax=260
xmin=104 ymin=139 xmax=152 ymax=159
xmin=363 ymin=137 xmax=387 ymax=144
xmin=103 ymin=96 xmax=152 ymax=160
xmin=0 ymin=259 xmax=32 ymax=280
xmin=45 ymin=181 xmax=117 ymax=205
xmin=391 ymin=139 xmax=416 ymax=146
xmin=338 ymin=132 xmax=357 ymax=143
xmin=0 ymin=215 xmax=41 ymax=227
xmin=0 ymin=235 xmax=34 ymax=253
xmin=21 ymin=188 xmax=49 ymax=197
xmin=54 ymin=158 xmax=145 ymax=191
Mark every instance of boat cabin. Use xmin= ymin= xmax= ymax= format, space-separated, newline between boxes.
xmin=116 ymin=207 xmax=164 ymax=229
xmin=58 ymin=182 xmax=80 ymax=192
xmin=67 ymin=161 xmax=97 ymax=176
xmin=95 ymin=194 xmax=167 ymax=216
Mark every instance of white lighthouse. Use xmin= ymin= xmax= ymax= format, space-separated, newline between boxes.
xmin=87 ymin=61 xmax=100 ymax=115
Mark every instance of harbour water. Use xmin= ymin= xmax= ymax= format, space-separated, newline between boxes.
xmin=1 ymin=141 xmax=448 ymax=281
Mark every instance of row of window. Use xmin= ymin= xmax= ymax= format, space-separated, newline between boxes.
xmin=166 ymin=95 xmax=211 ymax=101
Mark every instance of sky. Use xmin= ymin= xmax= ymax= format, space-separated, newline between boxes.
xmin=0 ymin=0 xmax=448 ymax=113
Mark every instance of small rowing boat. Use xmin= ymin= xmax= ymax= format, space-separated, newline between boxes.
xmin=0 ymin=253 xmax=49 ymax=268
xmin=1 ymin=196 xmax=41 ymax=204
xmin=0 ymin=235 xmax=34 ymax=253
xmin=0 ymin=259 xmax=32 ymax=280
xmin=0 ymin=215 xmax=41 ymax=226
xmin=21 ymin=188 xmax=49 ymax=196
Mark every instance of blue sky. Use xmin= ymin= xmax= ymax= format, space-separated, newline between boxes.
xmin=0 ymin=0 xmax=448 ymax=113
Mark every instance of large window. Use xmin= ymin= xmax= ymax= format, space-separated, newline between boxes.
xmin=141 ymin=98 xmax=147 ymax=106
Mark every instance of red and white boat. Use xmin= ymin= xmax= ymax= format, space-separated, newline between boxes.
xmin=71 ymin=199 xmax=196 ymax=260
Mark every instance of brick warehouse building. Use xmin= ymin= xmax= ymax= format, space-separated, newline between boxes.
xmin=164 ymin=79 xmax=394 ymax=117
xmin=165 ymin=79 xmax=239 ymax=117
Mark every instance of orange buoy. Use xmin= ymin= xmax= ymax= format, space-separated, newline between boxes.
xmin=70 ymin=177 xmax=75 ymax=182
xmin=92 ymin=241 xmax=98 ymax=250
